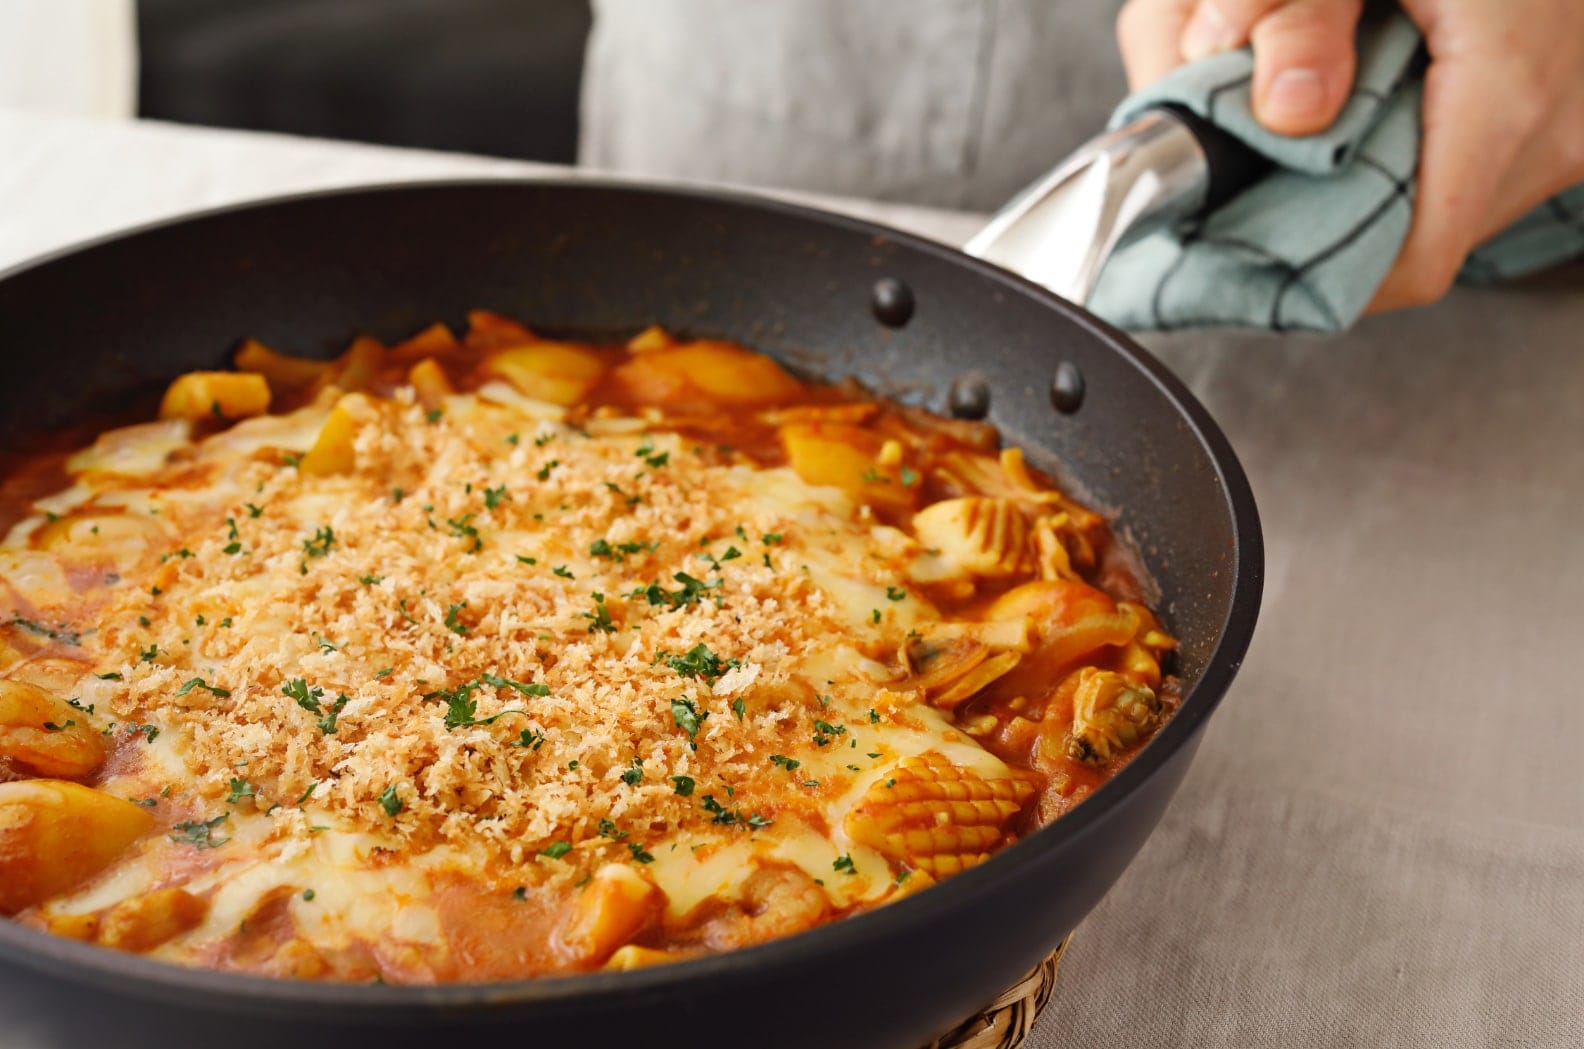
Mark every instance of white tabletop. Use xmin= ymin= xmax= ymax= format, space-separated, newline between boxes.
xmin=2 ymin=107 xmax=1580 ymax=1049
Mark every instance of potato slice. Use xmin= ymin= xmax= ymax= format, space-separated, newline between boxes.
xmin=558 ymin=863 xmax=661 ymax=966
xmin=609 ymin=341 xmax=801 ymax=409
xmin=481 ymin=343 xmax=606 ymax=406
xmin=779 ymin=422 xmax=917 ymax=515
xmin=233 ymin=339 xmax=331 ymax=389
xmin=299 ymin=399 xmax=359 ymax=476
xmin=407 ymin=357 xmax=455 ymax=410
xmin=0 ymin=780 xmax=153 ymax=914
xmin=158 ymin=372 xmax=271 ymax=422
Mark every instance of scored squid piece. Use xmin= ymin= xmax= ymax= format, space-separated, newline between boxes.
xmin=0 ymin=780 xmax=154 ymax=914
xmin=911 ymin=496 xmax=1030 ymax=579
xmin=0 ymin=680 xmax=106 ymax=779
xmin=845 ymin=751 xmax=1036 ymax=878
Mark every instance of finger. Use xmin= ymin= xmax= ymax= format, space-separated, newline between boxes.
xmin=1178 ymin=0 xmax=1287 ymax=62
xmin=1367 ymin=54 xmax=1547 ymax=312
xmin=1249 ymin=0 xmax=1363 ymax=136
xmin=1116 ymin=0 xmax=1201 ymax=90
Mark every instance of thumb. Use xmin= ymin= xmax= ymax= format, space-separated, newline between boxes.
xmin=1248 ymin=0 xmax=1363 ymax=136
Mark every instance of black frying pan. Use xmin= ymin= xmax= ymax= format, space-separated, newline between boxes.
xmin=0 ymin=178 xmax=1261 ymax=1049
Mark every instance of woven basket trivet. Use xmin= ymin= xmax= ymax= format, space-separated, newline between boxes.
xmin=924 ymin=936 xmax=1070 ymax=1049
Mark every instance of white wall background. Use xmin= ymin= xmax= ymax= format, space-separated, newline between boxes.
xmin=0 ymin=0 xmax=137 ymax=118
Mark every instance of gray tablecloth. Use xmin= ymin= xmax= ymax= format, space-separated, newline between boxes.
xmin=1 ymin=108 xmax=1580 ymax=1049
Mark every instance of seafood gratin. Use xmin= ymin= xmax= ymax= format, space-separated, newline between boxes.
xmin=0 ymin=312 xmax=1176 ymax=980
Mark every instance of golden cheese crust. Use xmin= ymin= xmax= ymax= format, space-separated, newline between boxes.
xmin=0 ymin=315 xmax=1177 ymax=981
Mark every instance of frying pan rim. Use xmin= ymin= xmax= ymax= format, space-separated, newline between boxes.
xmin=0 ymin=176 xmax=1263 ymax=1014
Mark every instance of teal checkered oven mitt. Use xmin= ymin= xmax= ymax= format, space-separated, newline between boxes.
xmin=1088 ymin=8 xmax=1584 ymax=332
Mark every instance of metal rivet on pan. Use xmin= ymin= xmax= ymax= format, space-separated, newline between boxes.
xmin=948 ymin=375 xmax=991 ymax=420
xmin=1050 ymin=361 xmax=1085 ymax=413
xmin=870 ymin=277 xmax=915 ymax=327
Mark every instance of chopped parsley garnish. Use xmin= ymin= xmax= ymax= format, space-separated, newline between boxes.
xmin=670 ymin=695 xmax=708 ymax=749
xmin=296 ymin=783 xmax=318 ymax=805
xmin=632 ymin=571 xmax=721 ymax=610
xmin=552 ymin=564 xmax=575 ymax=579
xmin=481 ymin=673 xmax=551 ymax=697
xmin=885 ymin=585 xmax=907 ymax=601
xmin=833 ymin=854 xmax=857 ymax=875
xmin=225 ymin=778 xmax=256 ymax=804
xmin=511 ymin=728 xmax=547 ymax=750
xmin=670 ymin=775 xmax=695 ymax=796
xmin=358 ymin=574 xmax=385 ymax=585
xmin=128 ymin=722 xmax=159 ymax=743
xmin=176 ymin=677 xmax=231 ymax=699
xmin=7 ymin=613 xmax=81 ymax=646
xmin=483 ymin=484 xmax=510 ymax=510
xmin=281 ymin=452 xmax=302 ymax=469
xmin=315 ymin=695 xmax=350 ymax=735
xmin=869 ymin=708 xmax=881 ymax=723
xmin=861 ymin=468 xmax=889 ymax=484
xmin=899 ymin=466 xmax=920 ymax=487
xmin=812 ymin=719 xmax=846 ymax=747
xmin=700 ymin=794 xmax=770 ymax=830
xmin=245 ymin=502 xmax=265 ymax=518
xmin=67 ymin=698 xmax=94 ymax=714
xmin=512 ymin=886 xmax=528 ymax=901
xmin=302 ymin=889 xmax=316 ymax=902
xmin=444 ymin=601 xmax=470 ymax=635
xmin=590 ymin=537 xmax=659 ymax=563
xmin=540 ymin=840 xmax=572 ymax=860
xmin=41 ymin=720 xmax=74 ymax=732
xmin=634 ymin=439 xmax=669 ymax=468
xmin=603 ymin=481 xmax=642 ymax=506
xmin=95 ymin=671 xmax=122 ymax=681
xmin=446 ymin=514 xmax=483 ymax=553
xmin=302 ymin=525 xmax=336 ymax=559
xmin=762 ymin=532 xmax=783 ymax=545
xmin=377 ymin=785 xmax=403 ymax=817
xmin=621 ymin=758 xmax=644 ymax=786
xmin=515 ymin=554 xmax=538 ymax=565
xmin=425 ymin=407 xmax=444 ymax=424
xmin=536 ymin=459 xmax=560 ymax=482
xmin=582 ymin=592 xmax=616 ymax=634
xmin=170 ymin=813 xmax=229 ymax=849
xmin=533 ymin=431 xmax=555 ymax=448
xmin=627 ymin=843 xmax=655 ymax=864
xmin=871 ymin=608 xmax=883 ymax=624
xmin=657 ymin=642 xmax=738 ymax=687
xmin=770 ymin=754 xmax=801 ymax=772
xmin=426 ymin=679 xmax=525 ymax=731
xmin=138 ymin=643 xmax=160 ymax=663
xmin=283 ymin=677 xmax=324 ymax=711
xmin=732 ymin=697 xmax=746 ymax=721
xmin=699 ymin=794 xmax=736 ymax=825
xmin=598 ymin=819 xmax=629 ymax=840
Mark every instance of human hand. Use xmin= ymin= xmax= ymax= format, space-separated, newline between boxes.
xmin=1115 ymin=0 xmax=1584 ymax=311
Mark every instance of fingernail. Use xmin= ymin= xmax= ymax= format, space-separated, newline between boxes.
xmin=1180 ymin=3 xmax=1240 ymax=62
xmin=1263 ymin=68 xmax=1327 ymax=123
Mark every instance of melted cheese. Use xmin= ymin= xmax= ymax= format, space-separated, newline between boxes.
xmin=1 ymin=386 xmax=1037 ymax=976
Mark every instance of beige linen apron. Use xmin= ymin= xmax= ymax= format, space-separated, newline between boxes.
xmin=579 ymin=0 xmax=1128 ymax=211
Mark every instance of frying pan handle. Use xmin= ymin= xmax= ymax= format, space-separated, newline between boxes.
xmin=964 ymin=105 xmax=1269 ymax=307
